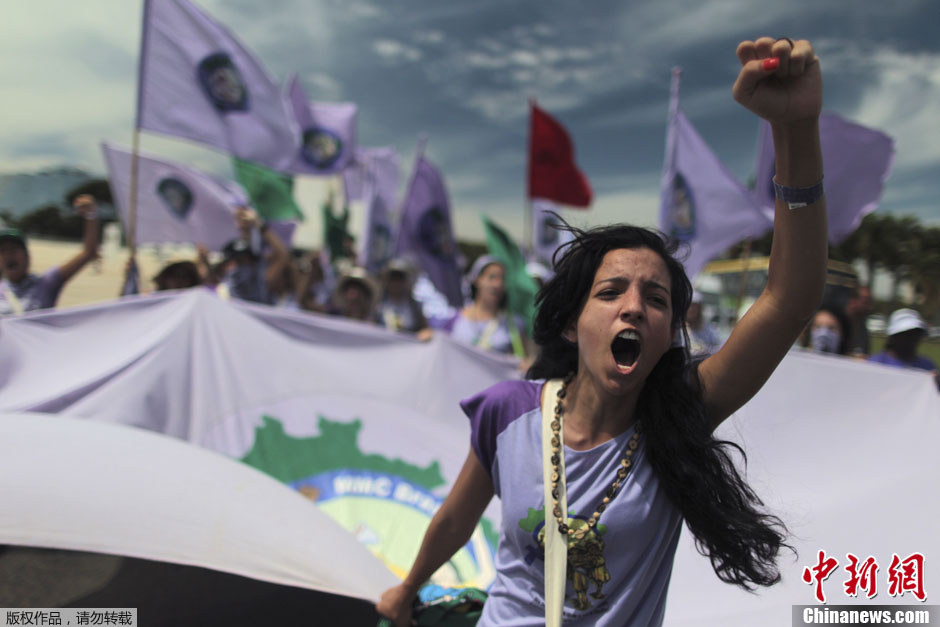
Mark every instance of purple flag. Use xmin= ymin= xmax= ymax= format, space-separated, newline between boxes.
xmin=102 ymin=142 xmax=245 ymax=250
xmin=343 ymin=147 xmax=400 ymax=203
xmin=267 ymin=221 xmax=298 ymax=250
xmin=358 ymin=174 xmax=396 ymax=275
xmin=351 ymin=147 xmax=401 ymax=274
xmin=283 ymin=75 xmax=357 ymax=175
xmin=395 ymin=151 xmax=463 ymax=307
xmin=753 ymin=113 xmax=895 ymax=244
xmin=137 ymin=0 xmax=296 ymax=169
xmin=658 ymin=69 xmax=771 ymax=280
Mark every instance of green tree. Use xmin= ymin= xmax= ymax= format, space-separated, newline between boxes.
xmin=65 ymin=178 xmax=113 ymax=205
xmin=17 ymin=204 xmax=84 ymax=239
xmin=903 ymin=224 xmax=940 ymax=320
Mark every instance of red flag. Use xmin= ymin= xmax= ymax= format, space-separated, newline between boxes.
xmin=527 ymin=102 xmax=592 ymax=208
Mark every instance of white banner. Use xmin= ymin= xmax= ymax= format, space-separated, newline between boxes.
xmin=666 ymin=350 xmax=940 ymax=625
xmin=0 ymin=411 xmax=396 ymax=601
xmin=0 ymin=291 xmax=518 ymax=591
xmin=1 ymin=293 xmax=937 ymax=618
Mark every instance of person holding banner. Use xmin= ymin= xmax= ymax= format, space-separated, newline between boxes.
xmin=379 ymin=36 xmax=827 ymax=626
xmin=0 ymin=194 xmax=100 ymax=317
xmin=376 ymin=258 xmax=432 ymax=338
xmin=218 ymin=206 xmax=290 ymax=304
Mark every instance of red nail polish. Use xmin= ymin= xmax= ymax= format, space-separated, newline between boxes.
xmin=762 ymin=57 xmax=779 ymax=71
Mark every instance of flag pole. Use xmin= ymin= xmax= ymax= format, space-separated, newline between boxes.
xmin=128 ymin=0 xmax=151 ymax=257
xmin=524 ymin=98 xmax=535 ymax=259
xmin=128 ymin=130 xmax=141 ymax=256
xmin=658 ymin=67 xmax=681 ymax=236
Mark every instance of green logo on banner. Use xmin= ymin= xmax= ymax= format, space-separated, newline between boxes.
xmin=241 ymin=415 xmax=497 ymax=586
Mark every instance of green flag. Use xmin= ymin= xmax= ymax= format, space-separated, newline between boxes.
xmin=482 ymin=215 xmax=539 ymax=334
xmin=322 ymin=198 xmax=354 ymax=263
xmin=232 ymin=158 xmax=304 ymax=221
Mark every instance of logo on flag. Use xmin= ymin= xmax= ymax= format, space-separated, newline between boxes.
xmin=418 ymin=207 xmax=455 ymax=258
xmin=538 ymin=213 xmax=562 ymax=249
xmin=156 ymin=177 xmax=195 ymax=220
xmin=242 ymin=415 xmax=497 ymax=584
xmin=301 ymin=127 xmax=344 ymax=170
xmin=196 ymin=52 xmax=249 ymax=112
xmin=369 ymin=223 xmax=393 ymax=270
xmin=668 ymin=172 xmax=696 ymax=241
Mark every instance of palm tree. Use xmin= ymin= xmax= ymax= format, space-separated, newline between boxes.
xmin=903 ymin=224 xmax=940 ymax=321
xmin=835 ymin=213 xmax=882 ymax=288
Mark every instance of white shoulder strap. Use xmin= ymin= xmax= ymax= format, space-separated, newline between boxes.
xmin=541 ymin=378 xmax=567 ymax=627
xmin=1 ymin=283 xmax=24 ymax=316
xmin=475 ymin=315 xmax=502 ymax=350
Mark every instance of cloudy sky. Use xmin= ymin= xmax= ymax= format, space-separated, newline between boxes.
xmin=1 ymin=0 xmax=938 ymax=243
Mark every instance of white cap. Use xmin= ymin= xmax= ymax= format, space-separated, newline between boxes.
xmin=887 ymin=308 xmax=927 ymax=336
xmin=525 ymin=261 xmax=552 ymax=282
xmin=467 ymin=255 xmax=503 ymax=282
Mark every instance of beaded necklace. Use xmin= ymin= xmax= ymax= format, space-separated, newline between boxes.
xmin=549 ymin=374 xmax=642 ymax=540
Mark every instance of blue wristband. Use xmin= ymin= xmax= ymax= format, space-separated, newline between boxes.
xmin=773 ymin=177 xmax=824 ymax=210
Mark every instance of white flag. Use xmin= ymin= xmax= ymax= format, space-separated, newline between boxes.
xmin=530 ymin=199 xmax=573 ymax=265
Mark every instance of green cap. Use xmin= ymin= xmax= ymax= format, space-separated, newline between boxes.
xmin=0 ymin=228 xmax=27 ymax=248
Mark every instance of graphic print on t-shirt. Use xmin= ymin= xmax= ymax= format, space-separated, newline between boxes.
xmin=518 ymin=507 xmax=611 ymax=612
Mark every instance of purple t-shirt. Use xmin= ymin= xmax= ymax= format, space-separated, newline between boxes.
xmin=0 ymin=269 xmax=64 ymax=316
xmin=461 ymin=380 xmax=682 ymax=627
xmin=446 ymin=312 xmax=524 ymax=355
xmin=868 ymin=351 xmax=937 ymax=373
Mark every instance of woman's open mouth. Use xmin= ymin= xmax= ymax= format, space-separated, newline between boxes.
xmin=611 ymin=330 xmax=641 ymax=369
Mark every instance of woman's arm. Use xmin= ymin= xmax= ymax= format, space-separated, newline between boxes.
xmin=376 ymin=448 xmax=494 ymax=626
xmin=58 ymin=194 xmax=101 ymax=284
xmin=699 ymin=37 xmax=828 ymax=428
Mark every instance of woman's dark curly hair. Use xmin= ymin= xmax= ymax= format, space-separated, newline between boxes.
xmin=527 ymin=222 xmax=790 ymax=590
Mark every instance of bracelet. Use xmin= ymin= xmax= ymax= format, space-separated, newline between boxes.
xmin=773 ymin=177 xmax=824 ymax=210
xmin=83 ymin=210 xmax=98 ymax=221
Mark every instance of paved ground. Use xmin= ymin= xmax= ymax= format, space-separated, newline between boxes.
xmin=27 ymin=235 xmax=201 ymax=310
xmin=0 ymin=547 xmax=121 ymax=607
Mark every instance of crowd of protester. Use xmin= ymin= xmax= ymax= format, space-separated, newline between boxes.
xmin=0 ymin=195 xmax=937 ymax=388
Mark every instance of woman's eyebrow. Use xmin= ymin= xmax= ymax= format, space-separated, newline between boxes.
xmin=594 ymin=276 xmax=671 ymax=294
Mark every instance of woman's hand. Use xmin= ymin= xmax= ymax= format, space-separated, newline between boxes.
xmin=733 ymin=37 xmax=822 ymax=125
xmin=376 ymin=583 xmax=417 ymax=627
